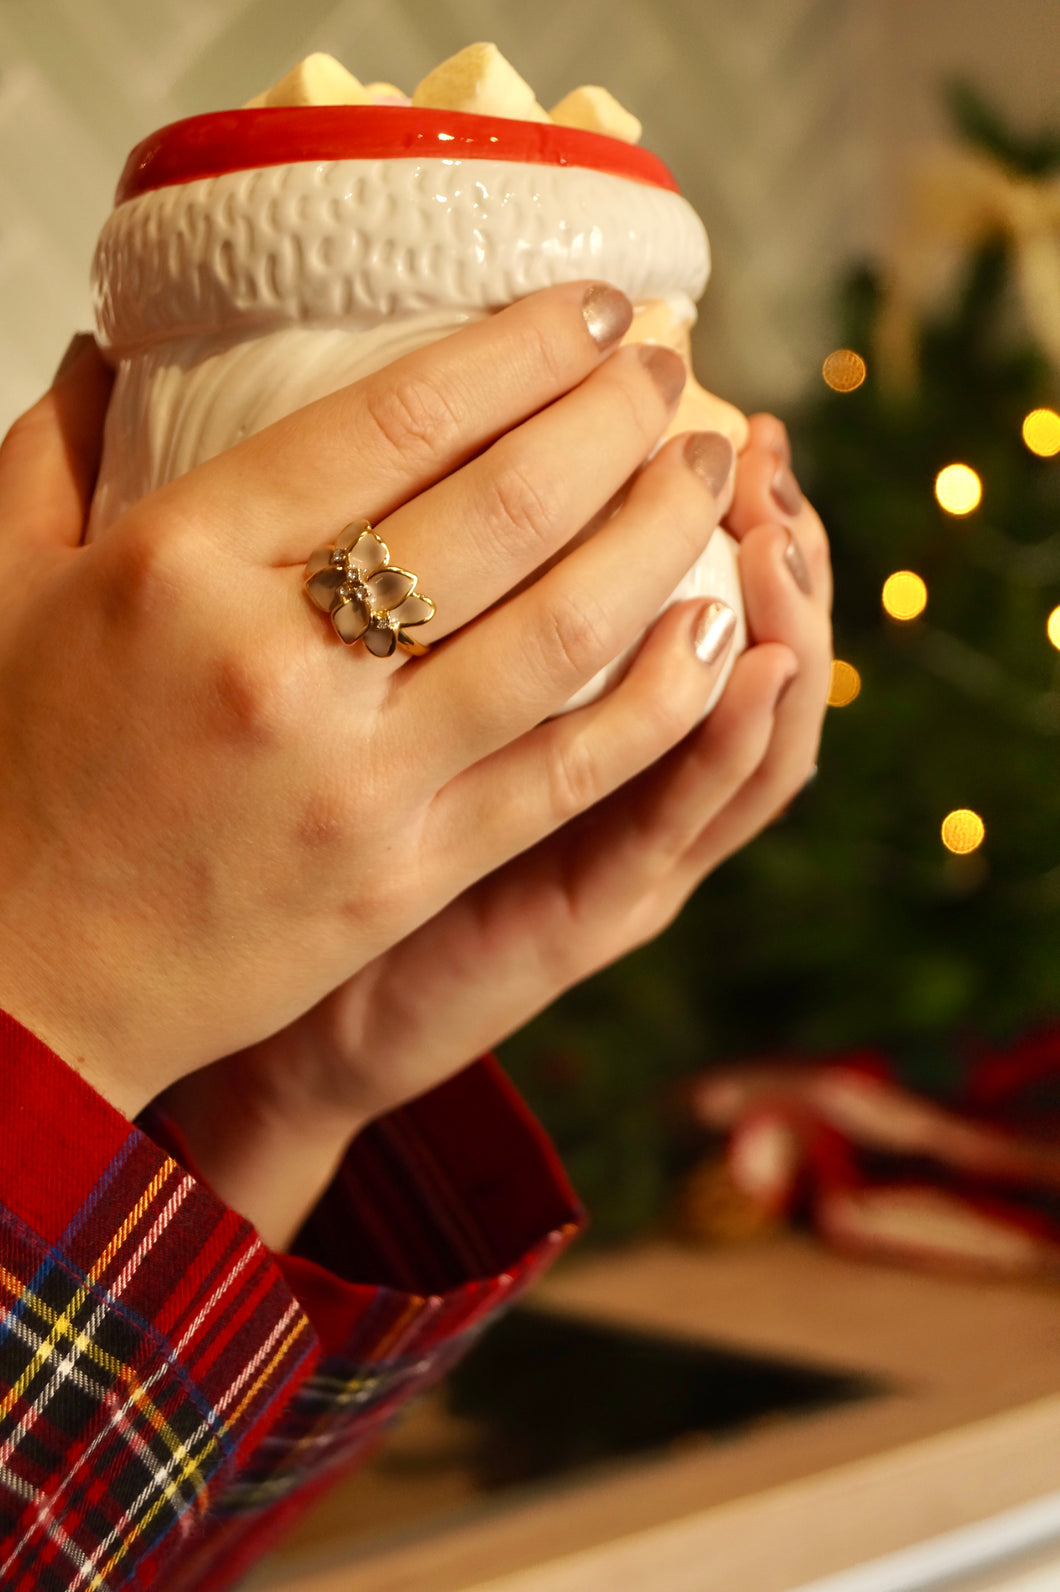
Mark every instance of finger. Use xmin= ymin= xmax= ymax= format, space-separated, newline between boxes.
xmin=372 ymin=342 xmax=687 ymax=641
xmin=680 ymin=521 xmax=832 ymax=873
xmin=726 ymin=444 xmax=832 ymax=608
xmin=746 ymin=411 xmax=791 ymax=464
xmin=404 ymin=429 xmax=733 ymax=779
xmin=600 ymin=641 xmax=797 ymax=889
xmin=152 ymin=280 xmax=635 ymax=561
xmin=0 ymin=336 xmax=114 ymax=549
xmin=427 ymin=592 xmax=740 ymax=884
xmin=503 ymin=641 xmax=796 ymax=964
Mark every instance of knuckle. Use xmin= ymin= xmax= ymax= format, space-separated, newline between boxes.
xmin=539 ymin=588 xmax=611 ymax=693
xmin=516 ymin=315 xmax=570 ymax=392
xmin=98 ymin=519 xmax=202 ymax=631
xmin=362 ymin=370 xmax=464 ymax=467
xmin=487 ymin=452 xmax=563 ymax=559
xmin=547 ymin=734 xmax=604 ymax=823
xmin=205 ymin=650 xmax=293 ymax=747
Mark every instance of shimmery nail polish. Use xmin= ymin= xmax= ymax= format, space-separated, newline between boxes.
xmin=771 ymin=462 xmax=803 ymax=517
xmin=636 ymin=343 xmax=687 ymax=405
xmin=582 ymin=284 xmax=633 ymax=352
xmin=783 ymin=528 xmax=813 ymax=595
xmin=774 ymin=669 xmax=799 ymax=709
xmin=684 ymin=432 xmax=735 ymax=498
xmin=53 ymin=332 xmax=94 ymax=382
xmin=693 ymin=601 xmax=737 ymax=665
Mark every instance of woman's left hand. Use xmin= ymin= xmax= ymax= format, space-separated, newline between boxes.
xmin=162 ymin=413 xmax=832 ymax=1249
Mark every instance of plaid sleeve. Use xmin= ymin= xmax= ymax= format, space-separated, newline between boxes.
xmin=0 ymin=1014 xmax=583 ymax=1592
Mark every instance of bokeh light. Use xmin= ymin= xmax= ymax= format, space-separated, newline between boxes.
xmin=1022 ymin=408 xmax=1060 ymax=457
xmin=827 ymin=659 xmax=862 ymax=706
xmin=1048 ymin=606 xmax=1060 ymax=651
xmin=941 ymin=809 xmax=985 ymax=855
xmin=935 ymin=463 xmax=983 ymax=516
xmin=882 ymin=571 xmax=928 ymax=621
xmin=822 ymin=349 xmax=867 ymax=393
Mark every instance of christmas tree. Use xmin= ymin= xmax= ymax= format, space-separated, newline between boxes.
xmin=501 ymin=87 xmax=1060 ymax=1244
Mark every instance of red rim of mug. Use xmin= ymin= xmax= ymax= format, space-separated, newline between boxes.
xmin=114 ymin=105 xmax=681 ymax=205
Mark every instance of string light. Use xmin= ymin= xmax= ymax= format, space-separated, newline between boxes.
xmin=822 ymin=349 xmax=867 ymax=392
xmin=935 ymin=464 xmax=983 ymax=516
xmin=1048 ymin=606 xmax=1060 ymax=651
xmin=941 ymin=809 xmax=985 ymax=855
xmin=1023 ymin=408 xmax=1060 ymax=457
xmin=827 ymin=660 xmax=862 ymax=706
xmin=882 ymin=571 xmax=928 ymax=621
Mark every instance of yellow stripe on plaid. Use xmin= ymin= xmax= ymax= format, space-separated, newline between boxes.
xmin=87 ymin=1161 xmax=177 ymax=1288
xmin=0 ymin=1160 xmax=179 ymax=1424
xmin=368 ymin=1297 xmax=427 ymax=1361
xmin=90 ymin=1311 xmax=311 ymax=1592
xmin=0 ymin=1258 xmax=222 ymax=1537
xmin=0 ymin=1157 xmax=225 ymax=1543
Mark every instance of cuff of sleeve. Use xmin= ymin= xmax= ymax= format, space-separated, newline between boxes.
xmin=0 ymin=1009 xmax=316 ymax=1468
xmin=141 ymin=1053 xmax=585 ymax=1360
xmin=278 ymin=1056 xmax=586 ymax=1356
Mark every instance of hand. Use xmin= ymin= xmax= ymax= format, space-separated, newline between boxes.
xmin=0 ymin=283 xmax=736 ymax=1120
xmin=161 ymin=415 xmax=832 ymax=1248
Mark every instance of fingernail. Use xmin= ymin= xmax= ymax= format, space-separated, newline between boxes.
xmin=684 ymin=431 xmax=735 ymax=498
xmin=693 ymin=600 xmax=737 ymax=666
xmin=636 ymin=343 xmax=687 ymax=405
xmin=582 ymin=284 xmax=633 ymax=352
xmin=771 ymin=461 xmax=803 ymax=518
xmin=775 ymin=668 xmax=799 ymax=709
xmin=53 ymin=332 xmax=95 ymax=383
xmin=783 ymin=528 xmax=813 ymax=595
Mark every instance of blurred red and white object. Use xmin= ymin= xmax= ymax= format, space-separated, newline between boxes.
xmin=683 ymin=1032 xmax=1060 ymax=1278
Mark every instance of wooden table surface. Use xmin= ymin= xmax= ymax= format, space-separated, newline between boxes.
xmin=249 ymin=1236 xmax=1060 ymax=1592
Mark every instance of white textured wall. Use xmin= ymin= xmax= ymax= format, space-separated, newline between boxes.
xmin=0 ymin=0 xmax=1057 ymax=432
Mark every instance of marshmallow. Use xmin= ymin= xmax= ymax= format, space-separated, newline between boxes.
xmin=550 ymin=85 xmax=642 ymax=144
xmin=243 ymin=53 xmax=370 ymax=109
xmin=412 ymin=42 xmax=550 ymax=123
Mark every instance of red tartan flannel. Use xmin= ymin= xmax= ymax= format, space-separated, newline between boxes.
xmin=0 ymin=1011 xmax=583 ymax=1591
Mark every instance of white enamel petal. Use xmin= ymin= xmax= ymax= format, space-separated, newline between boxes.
xmin=366 ymin=567 xmax=415 ymax=612
xmin=346 ymin=531 xmax=389 ymax=576
xmin=390 ymin=592 xmax=435 ymax=627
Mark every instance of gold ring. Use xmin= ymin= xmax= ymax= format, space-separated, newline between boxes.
xmin=304 ymin=521 xmax=435 ymax=657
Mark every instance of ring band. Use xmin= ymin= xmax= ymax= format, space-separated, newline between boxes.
xmin=304 ymin=521 xmax=435 ymax=657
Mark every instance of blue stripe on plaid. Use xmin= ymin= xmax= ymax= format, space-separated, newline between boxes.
xmin=0 ymin=1139 xmax=312 ymax=1591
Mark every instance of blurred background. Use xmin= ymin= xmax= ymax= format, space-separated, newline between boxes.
xmin=2 ymin=0 xmax=1059 ymax=1259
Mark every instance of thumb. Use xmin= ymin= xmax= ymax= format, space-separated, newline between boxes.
xmin=0 ymin=334 xmax=114 ymax=549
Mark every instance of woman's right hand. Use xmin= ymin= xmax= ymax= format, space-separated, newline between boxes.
xmin=0 ymin=282 xmax=737 ymax=1119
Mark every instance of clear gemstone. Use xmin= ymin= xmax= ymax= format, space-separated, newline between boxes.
xmin=306 ymin=568 xmax=347 ymax=612
xmin=390 ymin=592 xmax=435 ymax=628
xmin=364 ymin=621 xmax=397 ymax=657
xmin=366 ymin=567 xmax=415 ymax=612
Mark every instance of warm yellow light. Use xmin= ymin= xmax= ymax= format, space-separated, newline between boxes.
xmin=822 ymin=349 xmax=867 ymax=393
xmin=827 ymin=659 xmax=862 ymax=706
xmin=941 ymin=809 xmax=985 ymax=855
xmin=1023 ymin=408 xmax=1060 ymax=457
xmin=1048 ymin=606 xmax=1060 ymax=651
xmin=882 ymin=571 xmax=928 ymax=621
xmin=935 ymin=463 xmax=983 ymax=516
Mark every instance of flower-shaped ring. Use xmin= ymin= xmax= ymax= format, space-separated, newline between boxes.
xmin=304 ymin=521 xmax=436 ymax=657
